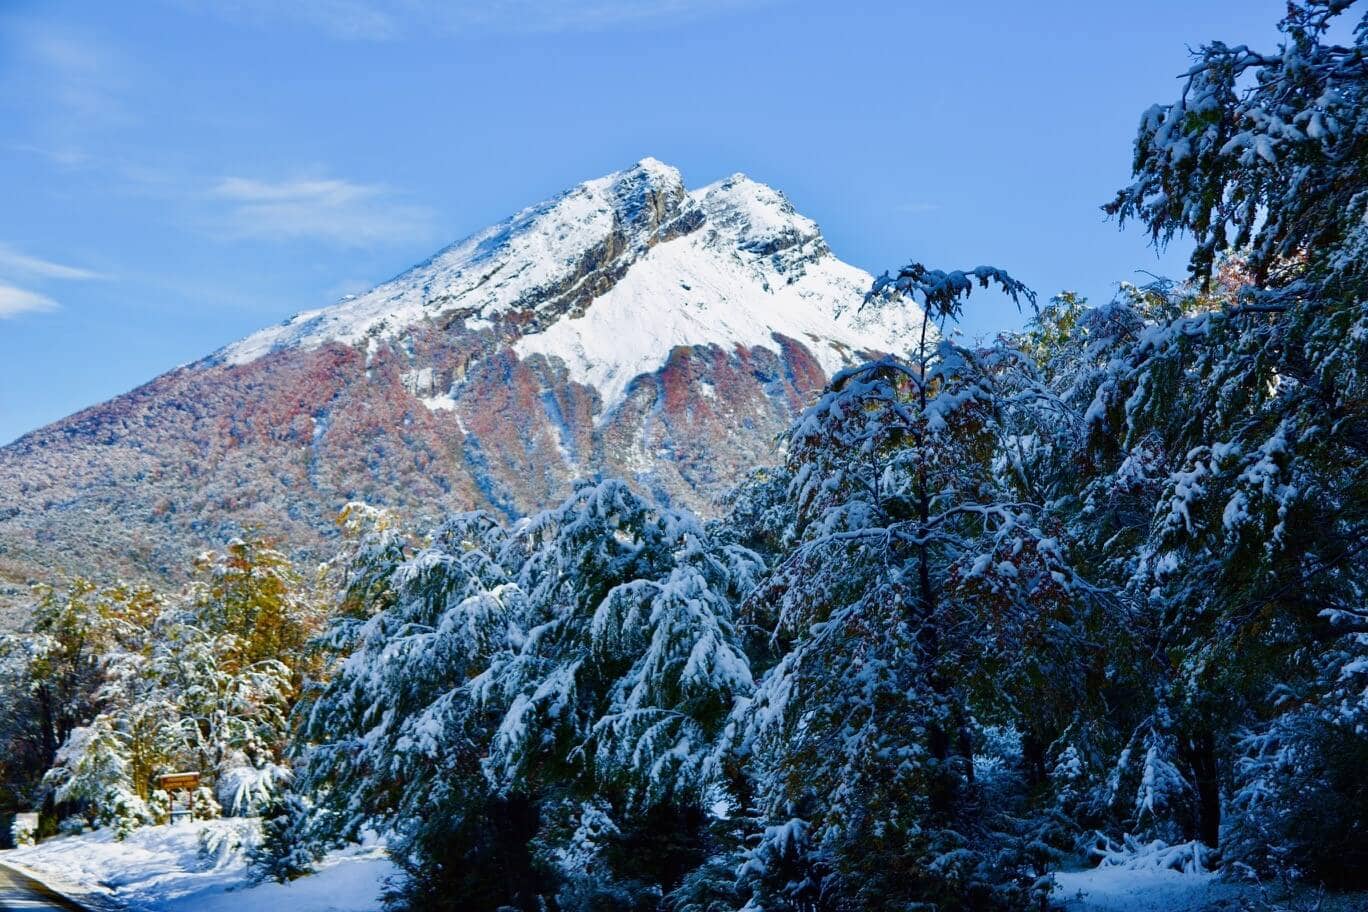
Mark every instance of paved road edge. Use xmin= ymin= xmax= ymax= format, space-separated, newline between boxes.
xmin=0 ymin=860 xmax=118 ymax=912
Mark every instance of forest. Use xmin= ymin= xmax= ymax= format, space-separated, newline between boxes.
xmin=1 ymin=2 xmax=1364 ymax=910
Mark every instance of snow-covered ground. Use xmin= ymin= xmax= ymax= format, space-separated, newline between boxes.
xmin=1054 ymin=865 xmax=1246 ymax=911
xmin=1055 ymin=864 xmax=1368 ymax=912
xmin=7 ymin=822 xmax=1366 ymax=912
xmin=2 ymin=819 xmax=395 ymax=911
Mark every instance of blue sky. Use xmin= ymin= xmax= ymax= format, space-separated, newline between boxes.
xmin=0 ymin=0 xmax=1292 ymax=444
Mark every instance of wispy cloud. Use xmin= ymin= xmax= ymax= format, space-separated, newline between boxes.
xmin=0 ymin=244 xmax=107 ymax=319
xmin=177 ymin=0 xmax=772 ymax=40
xmin=452 ymin=0 xmax=774 ymax=32
xmin=895 ymin=202 xmax=942 ymax=214
xmin=177 ymin=0 xmax=399 ymax=40
xmin=0 ymin=285 xmax=60 ymax=319
xmin=0 ymin=244 xmax=105 ymax=281
xmin=28 ymin=33 xmax=130 ymax=125
xmin=208 ymin=175 xmax=433 ymax=245
xmin=6 ymin=30 xmax=133 ymax=165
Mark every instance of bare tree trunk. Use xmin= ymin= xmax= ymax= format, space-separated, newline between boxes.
xmin=36 ymin=686 xmax=57 ymax=770
xmin=1183 ymin=729 xmax=1221 ymax=848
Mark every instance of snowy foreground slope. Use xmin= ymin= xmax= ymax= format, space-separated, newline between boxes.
xmin=1053 ymin=866 xmax=1368 ymax=912
xmin=9 ymin=823 xmax=1364 ymax=912
xmin=2 ymin=820 xmax=395 ymax=911
xmin=0 ymin=157 xmax=923 ymax=617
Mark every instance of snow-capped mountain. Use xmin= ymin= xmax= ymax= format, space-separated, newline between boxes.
xmin=217 ymin=157 xmax=915 ymax=405
xmin=0 ymin=158 xmax=921 ymax=611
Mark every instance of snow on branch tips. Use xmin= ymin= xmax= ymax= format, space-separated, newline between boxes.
xmin=871 ymin=261 xmax=1036 ymax=325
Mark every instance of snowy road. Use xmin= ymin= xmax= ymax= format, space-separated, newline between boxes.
xmin=0 ymin=864 xmax=90 ymax=911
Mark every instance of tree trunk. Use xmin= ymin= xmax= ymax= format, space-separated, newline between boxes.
xmin=1022 ymin=729 xmax=1049 ymax=790
xmin=37 ymin=686 xmax=57 ymax=770
xmin=1183 ymin=729 xmax=1221 ymax=848
xmin=958 ymin=723 xmax=976 ymax=785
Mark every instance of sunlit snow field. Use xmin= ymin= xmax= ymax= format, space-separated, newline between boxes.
xmin=10 ymin=821 xmax=1368 ymax=912
xmin=3 ymin=819 xmax=395 ymax=911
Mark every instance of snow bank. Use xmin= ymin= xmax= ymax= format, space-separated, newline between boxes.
xmin=1053 ymin=865 xmax=1241 ymax=912
xmin=1 ymin=819 xmax=396 ymax=911
xmin=1054 ymin=864 xmax=1367 ymax=912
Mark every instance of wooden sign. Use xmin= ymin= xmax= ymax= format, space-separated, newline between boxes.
xmin=157 ymin=771 xmax=201 ymax=792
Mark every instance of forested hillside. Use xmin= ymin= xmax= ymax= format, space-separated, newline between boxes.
xmin=1 ymin=2 xmax=1364 ymax=910
xmin=0 ymin=159 xmax=921 ymax=619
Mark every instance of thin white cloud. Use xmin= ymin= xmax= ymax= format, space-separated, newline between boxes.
xmin=209 ymin=175 xmax=433 ymax=245
xmin=178 ymin=0 xmax=400 ymax=39
xmin=9 ymin=30 xmax=133 ymax=166
xmin=0 ymin=244 xmax=105 ymax=281
xmin=453 ymin=0 xmax=773 ymax=31
xmin=28 ymin=33 xmax=130 ymax=124
xmin=178 ymin=0 xmax=772 ymax=39
xmin=215 ymin=176 xmax=373 ymax=205
xmin=0 ymin=285 xmax=60 ymax=319
xmin=0 ymin=24 xmax=139 ymax=183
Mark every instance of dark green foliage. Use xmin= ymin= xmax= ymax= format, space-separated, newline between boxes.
xmin=387 ymin=794 xmax=555 ymax=912
xmin=1064 ymin=0 xmax=1368 ymax=875
xmin=250 ymin=792 xmax=323 ymax=883
xmin=15 ymin=4 xmax=1367 ymax=908
xmin=1229 ymin=717 xmax=1368 ymax=889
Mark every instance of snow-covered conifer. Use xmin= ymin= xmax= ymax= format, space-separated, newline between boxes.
xmin=729 ymin=261 xmax=1094 ymax=909
xmin=1047 ymin=0 xmax=1368 ymax=875
xmin=298 ymin=481 xmax=761 ymax=910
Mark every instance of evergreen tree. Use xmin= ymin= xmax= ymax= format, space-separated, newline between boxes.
xmin=1 ymin=581 xmax=119 ymax=783
xmin=146 ymin=608 xmax=292 ymax=799
xmin=298 ymin=481 xmax=762 ymax=911
xmin=250 ymin=791 xmax=325 ymax=883
xmin=728 ymin=265 xmax=1094 ymax=910
xmin=1036 ymin=0 xmax=1368 ymax=879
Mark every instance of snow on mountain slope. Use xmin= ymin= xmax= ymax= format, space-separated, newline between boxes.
xmin=217 ymin=157 xmax=696 ymax=366
xmin=515 ymin=173 xmax=911 ymax=411
xmin=0 ymin=157 xmax=927 ymax=615
xmin=217 ymin=159 xmax=921 ymax=413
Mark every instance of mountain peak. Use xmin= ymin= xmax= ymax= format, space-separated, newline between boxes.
xmin=593 ymin=156 xmax=690 ymax=236
xmin=215 ymin=158 xmax=698 ymax=367
xmin=0 ymin=159 xmax=928 ymax=610
xmin=693 ymin=172 xmax=820 ymax=258
xmin=582 ymin=157 xmax=687 ymax=211
xmin=624 ymin=155 xmax=684 ymax=188
xmin=212 ymin=158 xmax=914 ymax=407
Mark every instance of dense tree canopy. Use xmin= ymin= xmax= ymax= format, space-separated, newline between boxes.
xmin=3 ymin=2 xmax=1365 ymax=910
